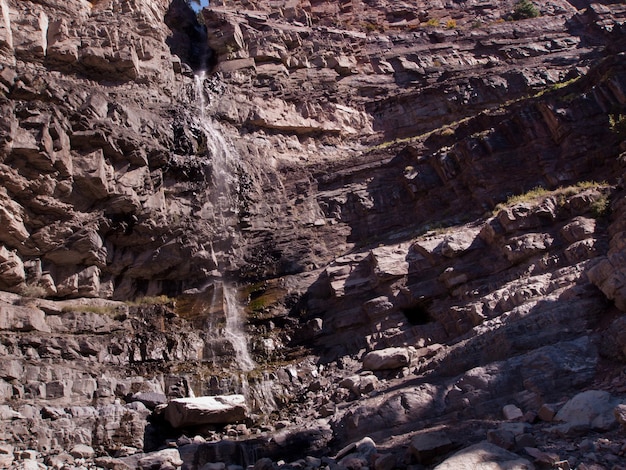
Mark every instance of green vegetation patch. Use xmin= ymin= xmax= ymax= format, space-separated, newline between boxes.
xmin=494 ymin=181 xmax=610 ymax=217
xmin=610 ymin=113 xmax=626 ymax=138
xmin=126 ymin=295 xmax=173 ymax=307
xmin=242 ymin=281 xmax=287 ymax=316
xmin=511 ymin=0 xmax=541 ymax=20
xmin=60 ymin=303 xmax=127 ymax=321
xmin=20 ymin=284 xmax=47 ymax=299
xmin=62 ymin=304 xmax=118 ymax=315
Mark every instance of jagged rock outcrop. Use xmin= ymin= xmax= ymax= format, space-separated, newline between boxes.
xmin=1 ymin=0 xmax=626 ymax=468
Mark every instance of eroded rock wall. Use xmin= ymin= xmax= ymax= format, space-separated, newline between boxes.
xmin=1 ymin=0 xmax=626 ymax=468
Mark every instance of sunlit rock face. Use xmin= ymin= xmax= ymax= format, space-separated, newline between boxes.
xmin=1 ymin=0 xmax=626 ymax=468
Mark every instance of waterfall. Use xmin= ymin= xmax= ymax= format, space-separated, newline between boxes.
xmin=193 ymin=71 xmax=240 ymax=224
xmin=39 ymin=11 xmax=48 ymax=56
xmin=190 ymin=70 xmax=276 ymax=417
xmin=1 ymin=0 xmax=13 ymax=50
xmin=222 ymin=284 xmax=255 ymax=372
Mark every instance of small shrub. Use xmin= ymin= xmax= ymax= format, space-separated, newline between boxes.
xmin=446 ymin=19 xmax=457 ymax=29
xmin=576 ymin=180 xmax=608 ymax=190
xmin=426 ymin=18 xmax=440 ymax=27
xmin=495 ymin=186 xmax=550 ymax=212
xmin=609 ymin=113 xmax=626 ymax=138
xmin=20 ymin=284 xmax=47 ymax=299
xmin=493 ymin=181 xmax=610 ymax=215
xmin=362 ymin=22 xmax=378 ymax=32
xmin=511 ymin=0 xmax=540 ymax=20
xmin=127 ymin=295 xmax=174 ymax=306
xmin=590 ymin=194 xmax=609 ymax=218
xmin=62 ymin=304 xmax=119 ymax=316
xmin=439 ymin=127 xmax=455 ymax=137
xmin=550 ymin=76 xmax=580 ymax=91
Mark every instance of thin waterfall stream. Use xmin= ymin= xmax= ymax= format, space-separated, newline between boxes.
xmin=186 ymin=70 xmax=276 ymax=418
xmin=222 ymin=285 xmax=256 ymax=372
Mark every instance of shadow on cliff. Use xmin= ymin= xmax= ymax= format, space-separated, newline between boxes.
xmin=164 ymin=0 xmax=216 ymax=72
xmin=329 ymin=44 xmax=626 ymax=249
xmin=367 ymin=4 xmax=619 ymax=143
xmin=330 ymin=289 xmax=610 ymax=448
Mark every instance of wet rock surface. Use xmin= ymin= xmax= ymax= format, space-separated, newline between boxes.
xmin=1 ymin=0 xmax=626 ymax=469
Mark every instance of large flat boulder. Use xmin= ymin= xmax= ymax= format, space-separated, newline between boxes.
xmin=362 ymin=347 xmax=412 ymax=371
xmin=164 ymin=395 xmax=248 ymax=428
xmin=433 ymin=441 xmax=534 ymax=469
xmin=0 ymin=303 xmax=49 ymax=332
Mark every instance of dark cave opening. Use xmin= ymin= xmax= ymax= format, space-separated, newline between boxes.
xmin=402 ymin=302 xmax=432 ymax=326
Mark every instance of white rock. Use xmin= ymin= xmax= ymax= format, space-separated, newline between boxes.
xmin=164 ymin=395 xmax=248 ymax=428
xmin=502 ymin=404 xmax=524 ymax=420
xmin=433 ymin=441 xmax=534 ymax=469
xmin=18 ymin=460 xmax=43 ymax=470
xmin=0 ymin=405 xmax=24 ymax=420
xmin=362 ymin=347 xmax=411 ymax=371
xmin=554 ymin=390 xmax=618 ymax=432
xmin=138 ymin=449 xmax=183 ymax=470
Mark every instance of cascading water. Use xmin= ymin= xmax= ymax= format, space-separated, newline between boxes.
xmin=193 ymin=71 xmax=240 ymax=225
xmin=222 ymin=286 xmax=256 ymax=372
xmin=190 ymin=69 xmax=276 ymax=417
xmin=1 ymin=0 xmax=13 ymax=50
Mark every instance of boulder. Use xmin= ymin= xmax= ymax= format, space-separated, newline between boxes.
xmin=164 ymin=395 xmax=248 ymax=428
xmin=0 ymin=405 xmax=24 ymax=420
xmin=93 ymin=456 xmax=131 ymax=470
xmin=433 ymin=441 xmax=534 ymax=469
xmin=0 ymin=303 xmax=50 ymax=332
xmin=503 ymin=404 xmax=524 ymax=420
xmin=338 ymin=374 xmax=378 ymax=396
xmin=594 ymin=263 xmax=626 ymax=311
xmin=409 ymin=430 xmax=456 ymax=464
xmin=371 ymin=244 xmax=410 ymax=278
xmin=537 ymin=403 xmax=558 ymax=422
xmin=497 ymin=204 xmax=540 ymax=233
xmin=202 ymin=10 xmax=246 ymax=57
xmin=69 ymin=444 xmax=95 ymax=459
xmin=553 ymin=390 xmax=619 ymax=432
xmin=560 ymin=216 xmax=596 ymax=243
xmin=486 ymin=429 xmax=515 ymax=450
xmin=362 ymin=347 xmax=411 ymax=371
xmin=614 ymin=403 xmax=626 ymax=428
xmin=131 ymin=392 xmax=167 ymax=409
xmin=138 ymin=449 xmax=183 ymax=470
xmin=440 ymin=228 xmax=481 ymax=258
xmin=335 ymin=436 xmax=377 ymax=461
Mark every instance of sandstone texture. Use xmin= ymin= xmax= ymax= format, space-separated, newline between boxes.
xmin=0 ymin=0 xmax=626 ymax=469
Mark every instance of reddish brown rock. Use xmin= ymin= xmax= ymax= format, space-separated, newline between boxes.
xmin=0 ymin=0 xmax=625 ymax=468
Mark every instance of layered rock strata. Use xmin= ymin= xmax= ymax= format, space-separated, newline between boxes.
xmin=1 ymin=0 xmax=626 ymax=469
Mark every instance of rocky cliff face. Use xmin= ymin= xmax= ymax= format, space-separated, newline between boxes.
xmin=1 ymin=0 xmax=626 ymax=468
